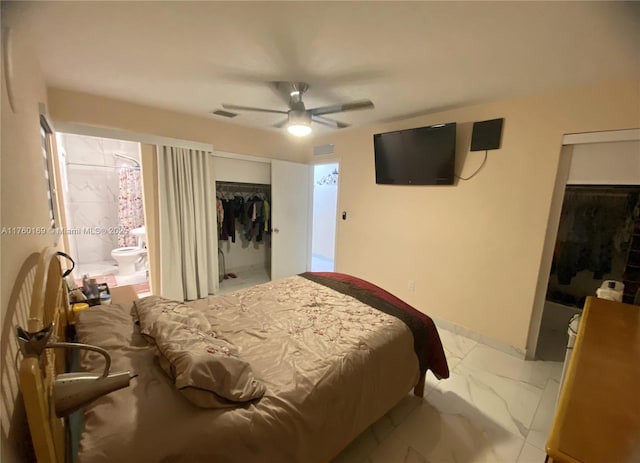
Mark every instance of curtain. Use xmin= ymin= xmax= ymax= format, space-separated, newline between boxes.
xmin=157 ymin=146 xmax=218 ymax=300
xmin=117 ymin=167 xmax=144 ymax=247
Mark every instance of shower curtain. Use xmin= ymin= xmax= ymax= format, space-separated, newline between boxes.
xmin=118 ymin=167 xmax=144 ymax=247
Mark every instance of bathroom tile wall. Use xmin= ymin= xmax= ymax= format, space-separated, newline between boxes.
xmin=59 ymin=133 xmax=141 ymax=265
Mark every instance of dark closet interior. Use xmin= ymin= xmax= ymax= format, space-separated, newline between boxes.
xmin=547 ymin=185 xmax=640 ymax=307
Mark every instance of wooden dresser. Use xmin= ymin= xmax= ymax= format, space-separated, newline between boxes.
xmin=546 ymin=296 xmax=640 ymax=463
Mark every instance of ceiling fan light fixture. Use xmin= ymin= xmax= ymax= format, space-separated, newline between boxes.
xmin=224 ymin=82 xmax=373 ymax=136
xmin=287 ymin=123 xmax=312 ymax=137
xmin=286 ymin=110 xmax=312 ymax=137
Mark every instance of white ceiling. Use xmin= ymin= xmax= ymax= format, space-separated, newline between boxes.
xmin=13 ymin=1 xmax=640 ymax=136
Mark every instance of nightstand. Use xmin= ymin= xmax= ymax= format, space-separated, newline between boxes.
xmin=109 ymin=285 xmax=139 ymax=305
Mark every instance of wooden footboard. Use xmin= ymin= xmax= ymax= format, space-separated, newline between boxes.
xmin=413 ymin=374 xmax=425 ymax=397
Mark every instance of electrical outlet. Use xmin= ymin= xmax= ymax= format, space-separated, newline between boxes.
xmin=408 ymin=280 xmax=415 ymax=292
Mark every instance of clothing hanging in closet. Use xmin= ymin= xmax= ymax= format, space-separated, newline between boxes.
xmin=239 ymin=195 xmax=269 ymax=242
xmin=219 ymin=198 xmax=236 ymax=242
xmin=216 ymin=182 xmax=271 ymax=244
xmin=552 ymin=188 xmax=637 ymax=285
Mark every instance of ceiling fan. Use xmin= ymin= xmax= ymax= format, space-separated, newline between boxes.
xmin=222 ymin=81 xmax=374 ymax=137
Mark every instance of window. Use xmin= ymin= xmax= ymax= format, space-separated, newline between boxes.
xmin=40 ymin=115 xmax=57 ymax=230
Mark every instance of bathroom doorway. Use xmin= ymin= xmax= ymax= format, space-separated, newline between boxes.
xmin=310 ymin=162 xmax=339 ymax=271
xmin=55 ymin=133 xmax=150 ymax=295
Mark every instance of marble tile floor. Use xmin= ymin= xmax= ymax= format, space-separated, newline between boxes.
xmin=333 ymin=328 xmax=563 ymax=463
xmin=534 ymin=301 xmax=581 ymax=362
xmin=217 ymin=266 xmax=271 ymax=294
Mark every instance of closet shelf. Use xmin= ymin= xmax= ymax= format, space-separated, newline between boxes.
xmin=216 ymin=181 xmax=271 ymax=194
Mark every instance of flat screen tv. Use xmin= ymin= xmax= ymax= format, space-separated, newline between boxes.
xmin=373 ymin=122 xmax=456 ymax=185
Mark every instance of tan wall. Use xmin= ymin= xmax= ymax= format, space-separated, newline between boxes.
xmin=0 ymin=5 xmax=56 ymax=462
xmin=47 ymin=88 xmax=308 ymax=162
xmin=308 ymin=78 xmax=640 ymax=352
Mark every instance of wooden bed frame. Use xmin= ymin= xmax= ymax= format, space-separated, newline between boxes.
xmin=17 ymin=246 xmax=426 ymax=463
xmin=19 ymin=247 xmax=69 ymax=463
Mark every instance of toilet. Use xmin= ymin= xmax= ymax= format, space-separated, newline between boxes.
xmin=111 ymin=226 xmax=147 ymax=276
xmin=110 ymin=246 xmax=146 ymax=275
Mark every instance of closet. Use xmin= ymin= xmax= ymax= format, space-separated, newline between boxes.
xmin=535 ymin=137 xmax=640 ymax=361
xmin=547 ymin=139 xmax=640 ymax=306
xmin=214 ymin=155 xmax=272 ymax=292
xmin=547 ymin=185 xmax=640 ymax=306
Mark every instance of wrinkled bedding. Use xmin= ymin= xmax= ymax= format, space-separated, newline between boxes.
xmin=134 ymin=296 xmax=266 ymax=408
xmin=75 ymin=274 xmax=448 ymax=463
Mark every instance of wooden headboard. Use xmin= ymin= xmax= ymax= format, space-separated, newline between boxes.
xmin=1 ymin=252 xmax=39 ymax=461
xmin=18 ymin=246 xmax=70 ymax=463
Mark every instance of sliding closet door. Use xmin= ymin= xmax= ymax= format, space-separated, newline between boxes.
xmin=271 ymin=160 xmax=310 ymax=280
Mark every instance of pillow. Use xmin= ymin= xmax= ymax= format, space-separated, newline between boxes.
xmin=157 ymin=347 xmax=264 ymax=408
xmin=76 ymin=302 xmax=148 ymax=348
xmin=134 ymin=296 xmax=266 ymax=408
xmin=134 ymin=296 xmax=212 ymax=337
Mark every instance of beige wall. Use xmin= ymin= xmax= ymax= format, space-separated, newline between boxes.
xmin=47 ymin=88 xmax=308 ymax=162
xmin=308 ymin=78 xmax=640 ymax=352
xmin=0 ymin=4 xmax=56 ymax=462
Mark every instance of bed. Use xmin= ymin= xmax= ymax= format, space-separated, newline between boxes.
xmin=19 ymin=247 xmax=449 ymax=463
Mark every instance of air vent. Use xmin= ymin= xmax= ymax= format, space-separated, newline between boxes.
xmin=211 ymin=109 xmax=238 ymax=118
xmin=313 ymin=143 xmax=335 ymax=156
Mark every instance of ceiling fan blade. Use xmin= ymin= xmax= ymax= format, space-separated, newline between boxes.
xmin=222 ymin=104 xmax=288 ymax=114
xmin=273 ymin=118 xmax=289 ymax=128
xmin=312 ymin=115 xmax=349 ymax=129
xmin=310 ymin=99 xmax=374 ymax=116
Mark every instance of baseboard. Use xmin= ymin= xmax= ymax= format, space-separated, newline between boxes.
xmin=431 ymin=316 xmax=527 ymax=360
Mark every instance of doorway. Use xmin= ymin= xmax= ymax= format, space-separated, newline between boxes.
xmin=55 ymin=132 xmax=150 ymax=295
xmin=310 ymin=162 xmax=339 ymax=272
xmin=529 ymin=132 xmax=640 ymax=360
xmin=537 ymin=184 xmax=640 ymax=360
